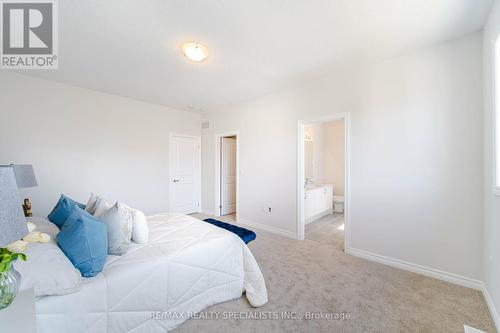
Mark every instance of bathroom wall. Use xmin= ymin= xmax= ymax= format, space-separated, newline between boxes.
xmin=304 ymin=120 xmax=345 ymax=197
xmin=323 ymin=119 xmax=345 ymax=197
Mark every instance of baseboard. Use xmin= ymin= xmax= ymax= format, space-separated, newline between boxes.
xmin=482 ymin=285 xmax=500 ymax=332
xmin=237 ymin=218 xmax=297 ymax=239
xmin=347 ymin=247 xmax=483 ymax=290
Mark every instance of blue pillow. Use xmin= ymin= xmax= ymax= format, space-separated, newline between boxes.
xmin=47 ymin=194 xmax=85 ymax=229
xmin=56 ymin=206 xmax=108 ymax=277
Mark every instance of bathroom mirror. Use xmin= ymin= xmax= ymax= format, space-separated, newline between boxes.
xmin=304 ymin=140 xmax=314 ymax=180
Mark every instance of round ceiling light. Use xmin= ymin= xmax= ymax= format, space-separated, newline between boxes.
xmin=182 ymin=42 xmax=208 ymax=62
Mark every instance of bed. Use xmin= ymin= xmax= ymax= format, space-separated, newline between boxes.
xmin=33 ymin=213 xmax=268 ymax=332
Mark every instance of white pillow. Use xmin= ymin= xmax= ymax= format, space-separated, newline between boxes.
xmin=92 ymin=196 xmax=113 ymax=217
xmin=14 ymin=218 xmax=81 ymax=297
xmin=95 ymin=202 xmax=133 ymax=255
xmin=85 ymin=193 xmax=101 ymax=215
xmin=123 ymin=204 xmax=149 ymax=244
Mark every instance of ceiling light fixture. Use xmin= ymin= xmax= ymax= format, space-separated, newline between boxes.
xmin=182 ymin=42 xmax=208 ymax=62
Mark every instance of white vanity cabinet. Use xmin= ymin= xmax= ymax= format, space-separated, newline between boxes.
xmin=305 ymin=184 xmax=333 ymax=224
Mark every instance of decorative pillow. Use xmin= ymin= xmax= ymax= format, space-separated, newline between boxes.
xmin=95 ymin=202 xmax=133 ymax=255
xmin=123 ymin=204 xmax=149 ymax=244
xmin=15 ymin=218 xmax=82 ymax=296
xmin=85 ymin=193 xmax=101 ymax=215
xmin=57 ymin=206 xmax=108 ymax=278
xmin=47 ymin=194 xmax=85 ymax=229
xmin=92 ymin=196 xmax=113 ymax=217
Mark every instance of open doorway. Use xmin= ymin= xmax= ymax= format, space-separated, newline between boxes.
xmin=297 ymin=113 xmax=350 ymax=252
xmin=214 ymin=132 xmax=239 ymax=223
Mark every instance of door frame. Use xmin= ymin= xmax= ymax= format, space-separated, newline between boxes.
xmin=297 ymin=113 xmax=351 ymax=253
xmin=169 ymin=133 xmax=202 ymax=213
xmin=214 ymin=131 xmax=240 ymax=219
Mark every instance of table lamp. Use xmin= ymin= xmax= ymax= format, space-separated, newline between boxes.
xmin=0 ymin=167 xmax=28 ymax=248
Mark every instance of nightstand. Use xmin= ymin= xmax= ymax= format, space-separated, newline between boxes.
xmin=0 ymin=288 xmax=37 ymax=332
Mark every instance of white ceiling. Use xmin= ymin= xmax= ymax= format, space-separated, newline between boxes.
xmin=25 ymin=0 xmax=493 ymax=112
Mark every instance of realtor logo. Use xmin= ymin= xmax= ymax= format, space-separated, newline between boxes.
xmin=1 ymin=0 xmax=58 ymax=69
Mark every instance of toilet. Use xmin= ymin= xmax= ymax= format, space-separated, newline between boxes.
xmin=333 ymin=196 xmax=344 ymax=213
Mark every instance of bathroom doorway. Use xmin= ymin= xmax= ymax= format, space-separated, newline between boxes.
xmin=214 ymin=132 xmax=239 ymax=222
xmin=297 ymin=113 xmax=350 ymax=252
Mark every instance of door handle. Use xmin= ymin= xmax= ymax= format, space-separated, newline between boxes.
xmin=173 ymin=179 xmax=180 ymax=183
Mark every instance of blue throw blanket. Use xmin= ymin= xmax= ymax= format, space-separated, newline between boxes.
xmin=203 ymin=218 xmax=256 ymax=244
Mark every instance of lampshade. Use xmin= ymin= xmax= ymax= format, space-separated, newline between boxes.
xmin=12 ymin=164 xmax=38 ymax=188
xmin=0 ymin=167 xmax=28 ymax=247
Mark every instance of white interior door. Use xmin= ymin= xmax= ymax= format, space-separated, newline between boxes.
xmin=221 ymin=137 xmax=236 ymax=215
xmin=170 ymin=135 xmax=201 ymax=214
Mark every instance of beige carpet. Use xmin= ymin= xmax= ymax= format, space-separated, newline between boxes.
xmin=174 ymin=213 xmax=495 ymax=333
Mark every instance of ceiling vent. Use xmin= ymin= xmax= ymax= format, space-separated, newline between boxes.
xmin=202 ymin=121 xmax=210 ymax=130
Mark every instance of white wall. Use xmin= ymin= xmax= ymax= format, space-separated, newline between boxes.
xmin=482 ymin=0 xmax=500 ymax=327
xmin=0 ymin=73 xmax=201 ymax=216
xmin=202 ymin=32 xmax=483 ymax=282
xmin=323 ymin=120 xmax=345 ymax=197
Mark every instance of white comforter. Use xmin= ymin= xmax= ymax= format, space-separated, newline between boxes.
xmin=36 ymin=213 xmax=268 ymax=332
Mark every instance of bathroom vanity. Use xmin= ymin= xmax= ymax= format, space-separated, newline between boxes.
xmin=304 ymin=184 xmax=333 ymax=224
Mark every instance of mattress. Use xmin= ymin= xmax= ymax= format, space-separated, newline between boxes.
xmin=35 ymin=213 xmax=268 ymax=332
